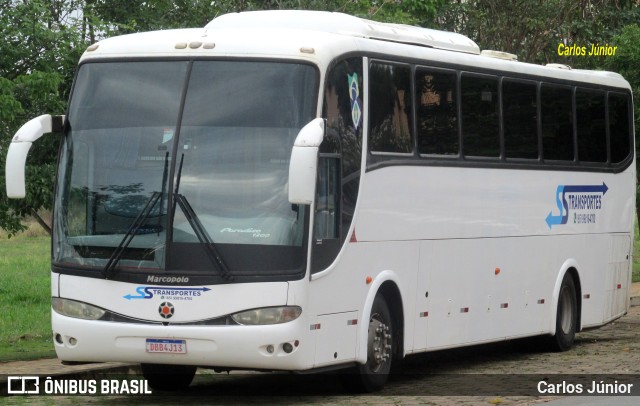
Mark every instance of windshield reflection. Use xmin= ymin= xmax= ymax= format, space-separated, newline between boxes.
xmin=54 ymin=60 xmax=317 ymax=276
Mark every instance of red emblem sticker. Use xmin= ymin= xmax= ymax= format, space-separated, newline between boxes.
xmin=158 ymin=302 xmax=174 ymax=319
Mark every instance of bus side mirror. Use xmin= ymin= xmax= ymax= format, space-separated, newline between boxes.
xmin=5 ymin=114 xmax=64 ymax=199
xmin=288 ymin=118 xmax=325 ymax=205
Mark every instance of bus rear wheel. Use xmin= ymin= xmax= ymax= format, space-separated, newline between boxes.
xmin=140 ymin=363 xmax=196 ymax=391
xmin=348 ymin=295 xmax=394 ymax=392
xmin=550 ymin=273 xmax=578 ymax=352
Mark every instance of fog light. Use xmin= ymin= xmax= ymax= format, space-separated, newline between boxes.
xmin=68 ymin=337 xmax=77 ymax=346
xmin=266 ymin=345 xmax=274 ymax=354
xmin=283 ymin=342 xmax=293 ymax=353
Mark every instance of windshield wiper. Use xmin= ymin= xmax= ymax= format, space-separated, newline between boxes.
xmin=103 ymin=191 xmax=162 ymax=279
xmin=173 ymin=154 xmax=233 ymax=281
xmin=174 ymin=193 xmax=233 ymax=281
xmin=103 ymin=153 xmax=233 ymax=281
xmin=103 ymin=152 xmax=169 ymax=279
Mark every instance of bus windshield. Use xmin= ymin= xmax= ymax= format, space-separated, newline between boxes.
xmin=54 ymin=60 xmax=317 ymax=278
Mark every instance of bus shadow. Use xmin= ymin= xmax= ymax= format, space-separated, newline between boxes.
xmin=156 ymin=336 xmax=553 ymax=398
xmin=127 ymin=332 xmax=621 ymax=401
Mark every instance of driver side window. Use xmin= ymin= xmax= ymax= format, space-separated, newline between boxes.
xmin=311 ymin=57 xmax=363 ymax=273
xmin=314 ymin=156 xmax=340 ymax=241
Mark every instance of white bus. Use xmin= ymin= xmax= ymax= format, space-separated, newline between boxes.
xmin=5 ymin=10 xmax=635 ymax=392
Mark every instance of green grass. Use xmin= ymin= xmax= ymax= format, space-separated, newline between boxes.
xmin=0 ymin=234 xmax=55 ymax=362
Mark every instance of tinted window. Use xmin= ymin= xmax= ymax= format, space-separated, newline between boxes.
xmin=415 ymin=68 xmax=458 ymax=155
xmin=176 ymin=61 xmax=316 ymax=247
xmin=609 ymin=92 xmax=631 ymax=163
xmin=181 ymin=62 xmax=316 ymax=129
xmin=503 ymin=80 xmax=538 ymax=159
xmin=369 ymin=62 xmax=413 ymax=153
xmin=58 ymin=61 xmax=317 ymax=275
xmin=314 ymin=157 xmax=340 ymax=241
xmin=576 ymin=88 xmax=606 ymax=162
xmin=68 ymin=61 xmax=188 ymax=130
xmin=541 ymin=84 xmax=574 ymax=161
xmin=461 ymin=73 xmax=499 ymax=157
xmin=323 ymin=57 xmax=363 ymax=243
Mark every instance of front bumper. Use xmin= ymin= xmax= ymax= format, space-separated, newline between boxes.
xmin=52 ymin=311 xmax=312 ymax=370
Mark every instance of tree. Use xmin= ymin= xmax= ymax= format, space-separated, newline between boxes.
xmin=84 ymin=0 xmax=444 ymax=36
xmin=0 ymin=0 xmax=85 ymax=236
xmin=601 ymin=24 xmax=640 ymax=226
xmin=435 ymin=0 xmax=581 ymax=63
xmin=434 ymin=0 xmax=639 ymax=65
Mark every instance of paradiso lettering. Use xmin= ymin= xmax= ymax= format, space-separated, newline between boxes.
xmin=546 ymin=183 xmax=608 ymax=229
xmin=123 ymin=286 xmax=211 ymax=301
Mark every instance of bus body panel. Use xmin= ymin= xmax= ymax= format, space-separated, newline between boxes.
xmin=357 ymin=166 xmax=634 ymax=242
xmin=351 ymin=165 xmax=633 ymax=352
xmin=309 ymin=244 xmax=418 ymax=364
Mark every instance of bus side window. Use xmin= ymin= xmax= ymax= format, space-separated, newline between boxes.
xmin=314 ymin=57 xmax=363 ymax=273
xmin=461 ymin=72 xmax=499 ymax=157
xmin=576 ymin=88 xmax=606 ymax=163
xmin=609 ymin=92 xmax=631 ymax=163
xmin=322 ymin=57 xmax=363 ymax=244
xmin=311 ymin=155 xmax=342 ymax=273
xmin=369 ymin=61 xmax=413 ymax=154
xmin=502 ymin=79 xmax=538 ymax=159
xmin=415 ymin=67 xmax=458 ymax=156
xmin=541 ymin=84 xmax=574 ymax=161
xmin=314 ymin=156 xmax=340 ymax=241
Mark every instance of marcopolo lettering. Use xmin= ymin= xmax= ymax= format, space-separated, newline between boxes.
xmin=147 ymin=275 xmax=189 ymax=284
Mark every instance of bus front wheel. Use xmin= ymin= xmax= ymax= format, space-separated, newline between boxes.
xmin=550 ymin=273 xmax=578 ymax=352
xmin=349 ymin=294 xmax=394 ymax=392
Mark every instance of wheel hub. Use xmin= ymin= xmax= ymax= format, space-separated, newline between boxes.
xmin=559 ymin=285 xmax=573 ymax=334
xmin=367 ymin=315 xmax=392 ymax=372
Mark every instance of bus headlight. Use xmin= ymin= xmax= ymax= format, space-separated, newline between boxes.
xmin=52 ymin=297 xmax=106 ymax=320
xmin=231 ymin=306 xmax=302 ymax=325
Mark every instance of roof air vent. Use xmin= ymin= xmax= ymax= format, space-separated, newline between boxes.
xmin=545 ymin=63 xmax=572 ymax=70
xmin=480 ymin=50 xmax=517 ymax=61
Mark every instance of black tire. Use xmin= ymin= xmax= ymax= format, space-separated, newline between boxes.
xmin=346 ymin=295 xmax=395 ymax=392
xmin=550 ymin=273 xmax=578 ymax=351
xmin=140 ymin=363 xmax=196 ymax=391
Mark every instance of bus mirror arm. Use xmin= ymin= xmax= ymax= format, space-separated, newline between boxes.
xmin=288 ymin=118 xmax=325 ymax=205
xmin=5 ymin=114 xmax=64 ymax=199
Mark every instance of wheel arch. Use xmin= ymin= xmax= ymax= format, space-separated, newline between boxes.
xmin=551 ymin=261 xmax=583 ymax=334
xmin=377 ymin=280 xmax=404 ymax=363
xmin=356 ymin=271 xmax=405 ymax=364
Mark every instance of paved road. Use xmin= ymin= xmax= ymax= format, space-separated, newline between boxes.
xmin=4 ymin=305 xmax=639 ymax=404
